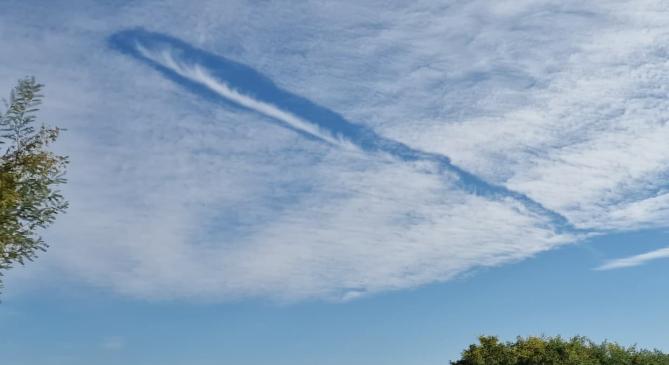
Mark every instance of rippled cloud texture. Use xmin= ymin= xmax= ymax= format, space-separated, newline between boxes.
xmin=1 ymin=0 xmax=669 ymax=301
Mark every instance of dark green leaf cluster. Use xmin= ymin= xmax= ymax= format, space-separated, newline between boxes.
xmin=0 ymin=77 xmax=68 ymax=291
xmin=452 ymin=336 xmax=669 ymax=365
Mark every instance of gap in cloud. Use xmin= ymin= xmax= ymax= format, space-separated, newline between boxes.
xmin=107 ymin=28 xmax=573 ymax=233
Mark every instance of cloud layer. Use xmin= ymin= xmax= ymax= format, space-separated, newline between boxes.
xmin=110 ymin=29 xmax=571 ymax=228
xmin=1 ymin=0 xmax=668 ymax=301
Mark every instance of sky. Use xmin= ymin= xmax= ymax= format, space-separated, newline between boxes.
xmin=1 ymin=0 xmax=669 ymax=364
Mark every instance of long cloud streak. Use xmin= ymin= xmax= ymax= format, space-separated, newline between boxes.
xmin=596 ymin=246 xmax=669 ymax=270
xmin=135 ymin=43 xmax=356 ymax=149
xmin=109 ymin=28 xmax=573 ymax=231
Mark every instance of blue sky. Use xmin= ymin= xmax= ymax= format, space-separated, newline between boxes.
xmin=1 ymin=0 xmax=669 ymax=363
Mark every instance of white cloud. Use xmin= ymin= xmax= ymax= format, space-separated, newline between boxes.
xmin=1 ymin=0 xmax=668 ymax=301
xmin=596 ymin=246 xmax=669 ymax=270
xmin=101 ymin=336 xmax=125 ymax=351
xmin=378 ymin=1 xmax=669 ymax=231
xmin=134 ymin=44 xmax=358 ymax=150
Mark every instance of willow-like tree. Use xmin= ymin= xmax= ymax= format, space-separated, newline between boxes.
xmin=0 ymin=77 xmax=68 ymax=291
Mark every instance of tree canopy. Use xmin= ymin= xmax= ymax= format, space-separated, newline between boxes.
xmin=0 ymin=77 xmax=68 ymax=290
xmin=452 ymin=336 xmax=669 ymax=365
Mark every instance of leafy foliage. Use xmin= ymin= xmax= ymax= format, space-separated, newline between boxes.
xmin=452 ymin=336 xmax=669 ymax=365
xmin=0 ymin=77 xmax=68 ymax=290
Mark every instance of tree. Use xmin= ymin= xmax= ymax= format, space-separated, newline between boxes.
xmin=451 ymin=336 xmax=669 ymax=365
xmin=0 ymin=77 xmax=68 ymax=291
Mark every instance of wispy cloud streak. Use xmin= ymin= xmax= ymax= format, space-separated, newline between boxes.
xmin=596 ymin=246 xmax=669 ymax=271
xmin=135 ymin=44 xmax=356 ymax=149
xmin=108 ymin=29 xmax=572 ymax=231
